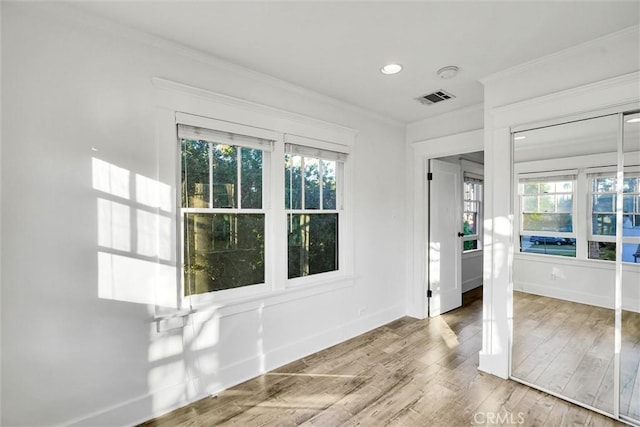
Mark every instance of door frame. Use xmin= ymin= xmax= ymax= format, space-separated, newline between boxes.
xmin=408 ymin=129 xmax=484 ymax=319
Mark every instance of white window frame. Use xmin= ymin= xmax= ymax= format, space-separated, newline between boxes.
xmin=177 ymin=116 xmax=278 ymax=306
xmin=152 ymin=79 xmax=356 ymax=323
xmin=517 ymin=171 xmax=578 ymax=257
xmin=588 ymin=167 xmax=640 ymax=263
xmin=284 ymin=135 xmax=348 ymax=287
xmin=463 ymin=174 xmax=483 ymax=253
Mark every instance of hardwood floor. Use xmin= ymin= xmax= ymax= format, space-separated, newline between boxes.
xmin=142 ymin=288 xmax=624 ymax=426
xmin=512 ymin=291 xmax=640 ymax=421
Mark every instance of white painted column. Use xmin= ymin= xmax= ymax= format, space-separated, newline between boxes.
xmin=479 ymin=120 xmax=512 ymax=379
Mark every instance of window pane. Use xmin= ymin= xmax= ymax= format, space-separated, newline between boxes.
xmin=322 ymin=160 xmax=337 ymax=210
xmin=624 ymin=242 xmax=640 ymax=263
xmin=623 ymin=214 xmax=640 ymax=237
xmin=538 ymin=195 xmax=555 ymax=212
xmin=463 ymin=212 xmax=477 ymax=235
xmin=522 ymin=196 xmax=538 ymax=212
xmin=184 ymin=213 xmax=264 ymax=295
xmin=623 ymin=177 xmax=638 ymax=193
xmin=240 ymin=148 xmax=262 ymax=209
xmin=288 ymin=213 xmax=338 ymax=279
xmin=304 ymin=157 xmax=320 ymax=209
xmin=181 ymin=139 xmax=210 ymax=208
xmin=592 ymin=213 xmax=616 ymax=236
xmin=523 ymin=183 xmax=538 ymax=195
xmin=540 ymin=183 xmax=553 ymax=193
xmin=463 ymin=240 xmax=478 ymax=251
xmin=588 ymin=241 xmax=616 ymax=261
xmin=623 ymin=194 xmax=636 ymax=214
xmin=593 ymin=194 xmax=615 ymax=212
xmin=593 ymin=177 xmax=615 ymax=192
xmin=521 ymin=235 xmax=576 ymax=257
xmin=212 ymin=144 xmax=237 ymax=208
xmin=557 ymin=195 xmax=572 ymax=213
xmin=555 ymin=181 xmax=572 ymax=192
xmin=523 ymin=213 xmax=572 ymax=232
xmin=285 ymin=154 xmax=302 ymax=210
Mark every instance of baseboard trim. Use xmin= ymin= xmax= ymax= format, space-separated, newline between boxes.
xmin=64 ymin=304 xmax=403 ymax=426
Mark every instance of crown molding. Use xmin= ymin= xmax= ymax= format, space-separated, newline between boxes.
xmin=480 ymin=25 xmax=640 ymax=85
xmin=406 ymin=102 xmax=484 ymax=129
xmin=20 ymin=2 xmax=404 ymax=129
xmin=489 ymin=71 xmax=640 ymax=130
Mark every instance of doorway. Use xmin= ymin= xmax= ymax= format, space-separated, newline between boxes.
xmin=427 ymin=151 xmax=484 ymax=317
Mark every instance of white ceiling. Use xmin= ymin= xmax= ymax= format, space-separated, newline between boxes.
xmin=72 ymin=1 xmax=640 ymax=124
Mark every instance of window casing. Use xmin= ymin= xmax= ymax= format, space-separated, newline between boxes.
xmin=177 ymin=120 xmax=351 ymax=300
xmin=179 ymin=124 xmax=273 ymax=296
xmin=285 ymin=143 xmax=345 ymax=280
xmin=518 ymin=175 xmax=577 ymax=257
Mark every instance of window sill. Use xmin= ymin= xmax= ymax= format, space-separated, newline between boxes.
xmin=155 ymin=274 xmax=356 ymax=332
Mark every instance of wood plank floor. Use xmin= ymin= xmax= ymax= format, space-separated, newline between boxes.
xmin=512 ymin=291 xmax=640 ymax=421
xmin=142 ymin=288 xmax=624 ymax=426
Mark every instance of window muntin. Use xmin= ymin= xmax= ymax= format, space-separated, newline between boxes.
xmin=589 ymin=174 xmax=640 ymax=263
xmin=285 ymin=147 xmax=343 ymax=280
xmin=463 ymin=178 xmax=482 ymax=252
xmin=181 ymin=132 xmax=270 ymax=296
xmin=518 ymin=176 xmax=576 ymax=257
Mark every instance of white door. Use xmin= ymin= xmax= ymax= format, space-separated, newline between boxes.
xmin=428 ymin=159 xmax=462 ymax=317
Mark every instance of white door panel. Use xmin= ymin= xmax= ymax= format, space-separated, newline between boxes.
xmin=428 ymin=159 xmax=462 ymax=317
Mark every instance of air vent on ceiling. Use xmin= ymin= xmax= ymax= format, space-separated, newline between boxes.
xmin=415 ymin=89 xmax=456 ymax=106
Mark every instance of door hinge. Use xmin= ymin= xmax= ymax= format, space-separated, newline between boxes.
xmin=427 ymin=172 xmax=433 ymax=181
xmin=427 ymin=289 xmax=433 ymax=298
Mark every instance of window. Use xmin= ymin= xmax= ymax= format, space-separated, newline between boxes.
xmin=588 ymin=173 xmax=640 ymax=263
xmin=463 ymin=176 xmax=483 ymax=251
xmin=179 ymin=124 xmax=273 ymax=295
xmin=285 ymin=144 xmax=345 ymax=279
xmin=519 ymin=175 xmax=576 ymax=257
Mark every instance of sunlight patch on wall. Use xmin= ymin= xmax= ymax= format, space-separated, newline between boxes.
xmin=93 ymin=156 xmax=177 ymax=306
xmin=148 ymin=335 xmax=185 ymax=363
xmin=97 ymin=198 xmax=131 ymax=252
xmin=136 ymin=209 xmax=173 ymax=260
xmin=136 ymin=173 xmax=172 ymax=212
xmin=92 ymin=157 xmax=130 ymax=199
xmin=98 ymin=252 xmax=157 ymax=305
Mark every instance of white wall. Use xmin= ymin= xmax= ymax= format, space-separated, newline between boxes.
xmin=462 ymin=251 xmax=483 ymax=293
xmin=514 ymin=255 xmax=640 ymax=312
xmin=480 ymin=25 xmax=640 ymax=379
xmin=0 ymin=4 xmax=406 ymax=426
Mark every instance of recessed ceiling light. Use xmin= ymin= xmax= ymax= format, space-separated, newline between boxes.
xmin=381 ymin=63 xmax=403 ymax=75
xmin=437 ymin=65 xmax=459 ymax=79
xmin=514 ymin=135 xmax=527 ymax=140
xmin=626 ymin=117 xmax=640 ymax=123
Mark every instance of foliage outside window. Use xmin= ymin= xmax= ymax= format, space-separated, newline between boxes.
xmin=180 ymin=127 xmax=271 ymax=296
xmin=463 ymin=178 xmax=482 ymax=251
xmin=519 ymin=177 xmax=576 ymax=257
xmin=285 ymin=146 xmax=343 ymax=279
xmin=588 ymin=174 xmax=640 ymax=263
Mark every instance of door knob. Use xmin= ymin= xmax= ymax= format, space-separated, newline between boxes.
xmin=457 ymin=232 xmax=464 ymax=237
